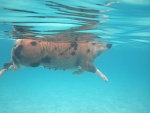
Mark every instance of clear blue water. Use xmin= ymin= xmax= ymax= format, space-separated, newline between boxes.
xmin=0 ymin=0 xmax=150 ymax=113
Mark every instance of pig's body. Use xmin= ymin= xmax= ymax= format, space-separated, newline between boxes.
xmin=0 ymin=39 xmax=112 ymax=81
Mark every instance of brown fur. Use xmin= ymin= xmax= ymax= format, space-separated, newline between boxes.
xmin=12 ymin=39 xmax=107 ymax=70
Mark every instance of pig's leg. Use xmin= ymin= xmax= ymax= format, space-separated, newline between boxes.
xmin=81 ymin=62 xmax=108 ymax=81
xmin=0 ymin=62 xmax=13 ymax=76
xmin=72 ymin=66 xmax=84 ymax=75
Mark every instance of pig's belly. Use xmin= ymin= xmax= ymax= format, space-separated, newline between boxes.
xmin=41 ymin=58 xmax=79 ymax=70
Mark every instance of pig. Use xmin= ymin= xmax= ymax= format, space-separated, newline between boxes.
xmin=0 ymin=38 xmax=112 ymax=81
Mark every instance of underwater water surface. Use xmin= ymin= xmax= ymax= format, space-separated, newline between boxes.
xmin=0 ymin=0 xmax=150 ymax=113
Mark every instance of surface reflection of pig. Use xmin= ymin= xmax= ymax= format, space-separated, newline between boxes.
xmin=0 ymin=39 xmax=112 ymax=81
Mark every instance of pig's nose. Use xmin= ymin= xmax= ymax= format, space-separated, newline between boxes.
xmin=106 ymin=44 xmax=112 ymax=49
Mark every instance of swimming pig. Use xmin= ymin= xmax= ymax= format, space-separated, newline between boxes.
xmin=0 ymin=39 xmax=112 ymax=81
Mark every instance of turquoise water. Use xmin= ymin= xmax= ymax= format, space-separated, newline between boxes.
xmin=0 ymin=0 xmax=150 ymax=113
